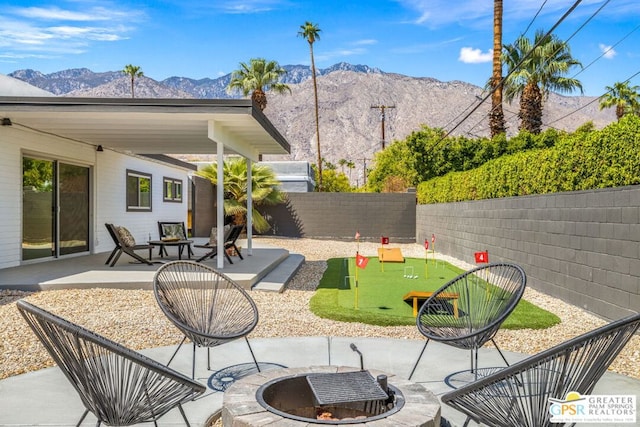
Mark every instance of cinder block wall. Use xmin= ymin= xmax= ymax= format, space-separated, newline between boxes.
xmin=261 ymin=193 xmax=416 ymax=241
xmin=416 ymin=186 xmax=640 ymax=321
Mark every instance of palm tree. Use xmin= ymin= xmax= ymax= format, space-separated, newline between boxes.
xmin=298 ymin=21 xmax=323 ymax=191
xmin=196 ymin=157 xmax=284 ymax=233
xmin=227 ymin=58 xmax=291 ymax=111
xmin=503 ymin=30 xmax=583 ymax=134
xmin=122 ymin=64 xmax=143 ymax=98
xmin=346 ymin=160 xmax=355 ymax=180
xmin=599 ymin=81 xmax=640 ymax=120
xmin=338 ymin=158 xmax=347 ymax=174
xmin=489 ymin=0 xmax=505 ymax=138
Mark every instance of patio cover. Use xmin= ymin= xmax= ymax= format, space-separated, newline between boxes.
xmin=0 ymin=96 xmax=291 ymax=268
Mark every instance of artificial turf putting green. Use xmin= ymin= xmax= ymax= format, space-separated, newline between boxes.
xmin=309 ymin=257 xmax=560 ymax=329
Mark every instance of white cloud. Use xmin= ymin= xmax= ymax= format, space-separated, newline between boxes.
xmin=599 ymin=43 xmax=617 ymax=59
xmin=459 ymin=47 xmax=492 ymax=63
xmin=1 ymin=3 xmax=141 ymax=59
xmin=216 ymin=0 xmax=285 ymax=14
xmin=353 ymin=39 xmax=378 ymax=46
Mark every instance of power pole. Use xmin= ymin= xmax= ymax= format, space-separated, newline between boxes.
xmin=371 ymin=104 xmax=395 ymax=149
xmin=358 ymin=158 xmax=370 ymax=186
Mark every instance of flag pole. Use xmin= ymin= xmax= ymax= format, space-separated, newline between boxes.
xmin=424 ymin=239 xmax=429 ymax=279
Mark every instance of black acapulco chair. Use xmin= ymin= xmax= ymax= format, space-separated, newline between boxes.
xmin=153 ymin=260 xmax=260 ymax=379
xmin=408 ymin=262 xmax=527 ymax=380
xmin=442 ymin=312 xmax=640 ymax=427
xmin=16 ymin=300 xmax=205 ymax=427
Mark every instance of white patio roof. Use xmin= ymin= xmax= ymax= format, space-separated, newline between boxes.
xmin=0 ymin=97 xmax=290 ymax=160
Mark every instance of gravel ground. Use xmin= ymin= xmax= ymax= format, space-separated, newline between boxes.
xmin=1 ymin=237 xmax=638 ymax=381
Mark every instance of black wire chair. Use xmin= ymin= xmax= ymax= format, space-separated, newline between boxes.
xmin=16 ymin=300 xmax=205 ymax=427
xmin=442 ymin=312 xmax=640 ymax=427
xmin=409 ymin=262 xmax=527 ymax=380
xmin=153 ymin=260 xmax=260 ymax=379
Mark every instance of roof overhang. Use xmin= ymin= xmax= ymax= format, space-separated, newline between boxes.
xmin=0 ymin=97 xmax=290 ymax=161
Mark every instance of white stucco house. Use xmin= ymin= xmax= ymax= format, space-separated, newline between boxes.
xmin=0 ymin=86 xmax=290 ymax=270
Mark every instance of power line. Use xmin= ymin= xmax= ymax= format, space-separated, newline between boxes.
xmin=546 ymin=69 xmax=640 ymax=126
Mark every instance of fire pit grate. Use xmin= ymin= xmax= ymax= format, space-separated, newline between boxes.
xmin=306 ymin=371 xmax=388 ymax=405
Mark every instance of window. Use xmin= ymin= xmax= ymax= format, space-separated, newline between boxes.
xmin=126 ymin=170 xmax=152 ymax=211
xmin=163 ymin=177 xmax=183 ymax=202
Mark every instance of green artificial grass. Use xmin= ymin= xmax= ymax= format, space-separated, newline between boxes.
xmin=309 ymin=256 xmax=560 ymax=329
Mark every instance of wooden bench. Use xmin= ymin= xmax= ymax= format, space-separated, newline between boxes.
xmin=403 ymin=291 xmax=460 ymax=318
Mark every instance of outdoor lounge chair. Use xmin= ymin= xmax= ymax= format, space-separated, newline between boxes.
xmin=16 ymin=300 xmax=205 ymax=427
xmin=157 ymin=221 xmax=194 ymax=258
xmin=194 ymin=224 xmax=244 ymax=263
xmin=153 ymin=260 xmax=260 ymax=379
xmin=408 ymin=262 xmax=526 ymax=380
xmin=441 ymin=312 xmax=640 ymax=427
xmin=104 ymin=223 xmax=153 ymax=267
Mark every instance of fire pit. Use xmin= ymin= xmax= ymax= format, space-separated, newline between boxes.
xmin=221 ymin=366 xmax=440 ymax=426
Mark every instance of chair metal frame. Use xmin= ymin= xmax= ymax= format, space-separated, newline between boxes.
xmin=442 ymin=312 xmax=640 ymax=427
xmin=409 ymin=262 xmax=527 ymax=380
xmin=194 ymin=224 xmax=244 ymax=264
xmin=17 ymin=300 xmax=205 ymax=427
xmin=104 ymin=223 xmax=153 ymax=267
xmin=153 ymin=260 xmax=260 ymax=379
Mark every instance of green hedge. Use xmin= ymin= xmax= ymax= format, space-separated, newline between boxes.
xmin=417 ymin=115 xmax=640 ymax=204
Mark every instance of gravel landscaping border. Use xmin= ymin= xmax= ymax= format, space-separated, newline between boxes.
xmin=1 ymin=238 xmax=637 ymax=381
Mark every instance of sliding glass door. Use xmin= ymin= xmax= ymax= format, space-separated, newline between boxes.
xmin=22 ymin=157 xmax=90 ymax=261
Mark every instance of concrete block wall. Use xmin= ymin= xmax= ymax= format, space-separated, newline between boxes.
xmin=261 ymin=192 xmax=416 ymax=241
xmin=416 ymin=186 xmax=640 ymax=321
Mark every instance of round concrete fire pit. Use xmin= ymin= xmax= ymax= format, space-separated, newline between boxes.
xmin=222 ymin=366 xmax=441 ymax=426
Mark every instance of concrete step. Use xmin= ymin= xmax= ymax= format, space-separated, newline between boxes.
xmin=252 ymin=253 xmax=305 ymax=292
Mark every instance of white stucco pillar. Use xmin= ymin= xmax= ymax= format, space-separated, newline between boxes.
xmin=217 ymin=141 xmax=224 ymax=269
xmin=246 ymin=158 xmax=253 ymax=255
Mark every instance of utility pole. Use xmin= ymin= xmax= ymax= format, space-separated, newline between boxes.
xmin=371 ymin=104 xmax=395 ymax=149
xmin=358 ymin=158 xmax=370 ymax=186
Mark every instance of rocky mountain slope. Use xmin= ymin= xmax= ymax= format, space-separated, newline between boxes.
xmin=9 ymin=64 xmax=615 ymax=184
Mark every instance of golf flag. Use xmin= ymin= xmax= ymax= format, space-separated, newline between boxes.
xmin=424 ymin=240 xmax=429 ymax=250
xmin=356 ymin=253 xmax=369 ymax=269
xmin=355 ymin=231 xmax=360 ymax=240
xmin=431 ymin=234 xmax=436 ymax=244
xmin=474 ymin=251 xmax=489 ymax=264
xmin=381 ymin=236 xmax=389 ymax=245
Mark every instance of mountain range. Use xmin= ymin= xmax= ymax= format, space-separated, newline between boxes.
xmin=8 ymin=63 xmax=615 ymax=185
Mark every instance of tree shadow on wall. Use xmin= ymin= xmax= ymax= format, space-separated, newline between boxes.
xmin=259 ymin=197 xmax=304 ymax=238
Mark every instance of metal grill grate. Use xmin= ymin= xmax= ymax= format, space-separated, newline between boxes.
xmin=306 ymin=371 xmax=388 ymax=406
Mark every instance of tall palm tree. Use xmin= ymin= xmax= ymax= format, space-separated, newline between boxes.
xmin=122 ymin=64 xmax=143 ymax=98
xmin=196 ymin=157 xmax=284 ymax=233
xmin=599 ymin=81 xmax=640 ymax=120
xmin=489 ymin=0 xmax=505 ymax=137
xmin=227 ymin=58 xmax=291 ymax=111
xmin=298 ymin=21 xmax=323 ymax=191
xmin=503 ymin=30 xmax=583 ymax=134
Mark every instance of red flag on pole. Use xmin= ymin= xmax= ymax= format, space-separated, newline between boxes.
xmin=381 ymin=236 xmax=389 ymax=245
xmin=356 ymin=253 xmax=369 ymax=269
xmin=355 ymin=231 xmax=360 ymax=240
xmin=424 ymin=240 xmax=429 ymax=250
xmin=474 ymin=251 xmax=489 ymax=263
xmin=431 ymin=234 xmax=436 ymax=244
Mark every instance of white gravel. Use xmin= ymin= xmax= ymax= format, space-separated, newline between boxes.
xmin=1 ymin=237 xmax=638 ymax=381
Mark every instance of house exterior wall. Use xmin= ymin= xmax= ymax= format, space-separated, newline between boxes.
xmin=416 ymin=186 xmax=640 ymax=321
xmin=0 ymin=124 xmax=190 ymax=269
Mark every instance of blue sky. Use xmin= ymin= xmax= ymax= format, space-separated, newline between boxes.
xmin=1 ymin=0 xmax=639 ymax=96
